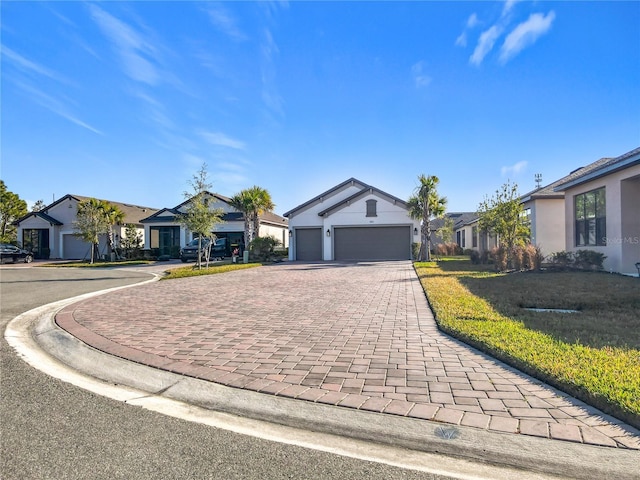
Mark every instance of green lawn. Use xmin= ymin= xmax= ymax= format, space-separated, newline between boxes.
xmin=161 ymin=262 xmax=262 ymax=280
xmin=414 ymin=258 xmax=640 ymax=428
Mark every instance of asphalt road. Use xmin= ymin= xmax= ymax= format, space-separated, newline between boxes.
xmin=0 ymin=265 xmax=451 ymax=480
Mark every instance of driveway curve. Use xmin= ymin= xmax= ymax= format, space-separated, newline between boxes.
xmin=56 ymin=261 xmax=639 ymax=449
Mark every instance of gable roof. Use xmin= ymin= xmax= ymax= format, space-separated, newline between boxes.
xmin=143 ymin=192 xmax=288 ymax=226
xmin=451 ymin=212 xmax=479 ymax=229
xmin=140 ymin=207 xmax=182 ymax=223
xmin=14 ymin=194 xmax=159 ymax=226
xmin=13 ymin=210 xmax=63 ymax=226
xmin=554 ymin=146 xmax=640 ymax=191
xmin=283 ymin=178 xmax=370 ymax=217
xmin=520 ymin=156 xmax=613 ymax=202
xmin=316 ymin=184 xmax=408 ymax=217
xmin=172 ymin=191 xmax=234 ymax=211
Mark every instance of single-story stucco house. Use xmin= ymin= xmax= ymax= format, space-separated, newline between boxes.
xmin=140 ymin=192 xmax=288 ymax=257
xmin=14 ymin=195 xmax=158 ymax=260
xmin=519 ymin=156 xmax=613 ymax=258
xmin=554 ymin=146 xmax=640 ymax=275
xmin=283 ymin=178 xmax=420 ymax=261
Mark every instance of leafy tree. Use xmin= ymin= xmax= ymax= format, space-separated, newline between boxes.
xmin=436 ymin=216 xmax=455 ymax=244
xmin=0 ymin=180 xmax=28 ymax=244
xmin=74 ymin=198 xmax=110 ymax=263
xmin=177 ymin=163 xmax=223 ymax=269
xmin=31 ymin=199 xmax=46 ymax=212
xmin=477 ymin=181 xmax=530 ymax=267
xmin=230 ymin=186 xmax=275 ymax=248
xmin=407 ymin=174 xmax=447 ymax=261
xmin=121 ymin=223 xmax=142 ymax=259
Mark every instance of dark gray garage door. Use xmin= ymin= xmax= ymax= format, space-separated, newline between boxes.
xmin=295 ymin=228 xmax=322 ymax=261
xmin=334 ymin=226 xmax=411 ymax=261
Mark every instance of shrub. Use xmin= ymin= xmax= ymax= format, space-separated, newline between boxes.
xmin=249 ymin=235 xmax=282 ymax=261
xmin=550 ymin=251 xmax=573 ymax=269
xmin=469 ymin=250 xmax=481 ymax=264
xmin=412 ymin=242 xmax=421 ymax=259
xmin=436 ymin=242 xmax=463 ymax=256
xmin=548 ymin=250 xmax=606 ymax=271
xmin=574 ymin=249 xmax=606 ymax=270
xmin=523 ymin=244 xmax=543 ymax=271
xmin=511 ymin=246 xmax=524 ymax=270
xmin=490 ymin=246 xmax=508 ymax=271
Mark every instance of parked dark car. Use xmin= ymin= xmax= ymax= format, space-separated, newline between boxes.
xmin=180 ymin=238 xmax=227 ymax=263
xmin=0 ymin=244 xmax=34 ymax=264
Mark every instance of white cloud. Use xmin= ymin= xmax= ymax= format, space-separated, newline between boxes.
xmin=502 ymin=0 xmax=520 ymax=18
xmin=411 ymin=61 xmax=432 ymax=89
xmin=12 ymin=80 xmax=102 ymax=135
xmin=260 ymin=28 xmax=284 ymax=117
xmin=501 ymin=160 xmax=528 ymax=177
xmin=470 ymin=25 xmax=502 ymax=66
xmin=199 ymin=131 xmax=246 ymax=150
xmin=1 ymin=45 xmax=72 ymax=84
xmin=455 ymin=13 xmax=479 ymax=47
xmin=499 ymin=11 xmax=556 ymax=64
xmin=88 ymin=5 xmax=160 ymax=85
xmin=205 ymin=3 xmax=247 ymax=41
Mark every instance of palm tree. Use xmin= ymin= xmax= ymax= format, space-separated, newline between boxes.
xmin=408 ymin=174 xmax=447 ymax=261
xmin=74 ymin=198 xmax=109 ymax=264
xmin=230 ymin=186 xmax=275 ymax=249
xmin=101 ymin=202 xmax=125 ymax=260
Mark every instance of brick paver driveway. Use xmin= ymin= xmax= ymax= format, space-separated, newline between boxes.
xmin=57 ymin=261 xmax=639 ymax=449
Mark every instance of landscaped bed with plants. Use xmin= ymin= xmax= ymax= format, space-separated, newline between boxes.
xmin=414 ymin=258 xmax=640 ymax=428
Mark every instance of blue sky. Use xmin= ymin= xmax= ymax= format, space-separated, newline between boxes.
xmin=2 ymin=1 xmax=639 ymax=215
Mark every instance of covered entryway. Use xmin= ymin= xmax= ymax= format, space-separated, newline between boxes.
xmin=295 ymin=228 xmax=322 ymax=261
xmin=334 ymin=226 xmax=411 ymax=261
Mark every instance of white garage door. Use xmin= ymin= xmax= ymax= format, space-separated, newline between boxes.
xmin=63 ymin=234 xmax=91 ymax=260
xmin=334 ymin=226 xmax=411 ymax=261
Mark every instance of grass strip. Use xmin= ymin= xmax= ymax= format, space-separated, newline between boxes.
xmin=162 ymin=262 xmax=262 ymax=280
xmin=414 ymin=260 xmax=640 ymax=428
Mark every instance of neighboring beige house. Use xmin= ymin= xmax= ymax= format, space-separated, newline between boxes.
xmin=141 ymin=192 xmax=288 ymax=257
xmin=284 ymin=178 xmax=420 ymax=261
xmin=451 ymin=155 xmax=620 ymax=260
xmin=520 ymin=156 xmax=612 ymax=259
xmin=14 ymin=195 xmax=158 ymax=260
xmin=554 ymin=146 xmax=640 ymax=275
xmin=452 ymin=214 xmax=499 ymax=253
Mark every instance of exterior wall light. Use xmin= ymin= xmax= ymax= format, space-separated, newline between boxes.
xmin=414 ymin=227 xmax=418 ymax=235
xmin=326 ymin=229 xmax=331 ymax=237
xmin=289 ymin=230 xmax=293 ymax=237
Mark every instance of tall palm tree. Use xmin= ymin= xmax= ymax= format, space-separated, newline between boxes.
xmin=230 ymin=186 xmax=275 ymax=248
xmin=101 ymin=202 xmax=125 ymax=260
xmin=408 ymin=174 xmax=447 ymax=261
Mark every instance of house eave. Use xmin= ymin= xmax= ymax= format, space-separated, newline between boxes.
xmin=554 ymin=151 xmax=640 ymax=192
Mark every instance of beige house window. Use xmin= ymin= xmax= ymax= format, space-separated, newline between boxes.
xmin=575 ymin=187 xmax=606 ymax=246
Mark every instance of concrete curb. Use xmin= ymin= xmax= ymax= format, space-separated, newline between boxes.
xmin=5 ymin=290 xmax=638 ymax=480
